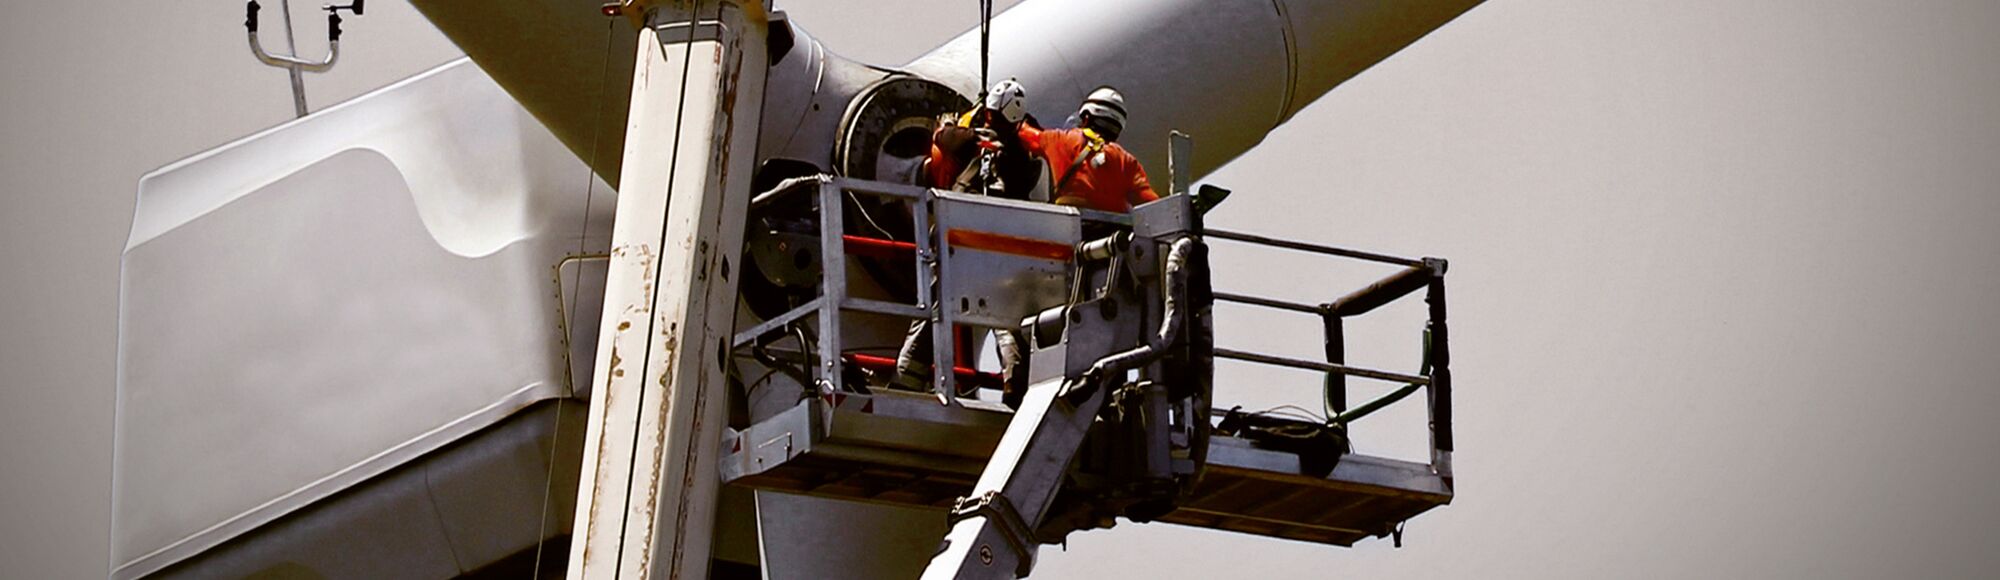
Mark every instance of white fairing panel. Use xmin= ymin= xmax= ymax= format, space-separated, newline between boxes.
xmin=113 ymin=59 xmax=610 ymax=579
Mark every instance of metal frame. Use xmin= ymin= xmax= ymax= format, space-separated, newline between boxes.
xmin=728 ymin=177 xmax=951 ymax=401
xmin=245 ymin=0 xmax=351 ymax=117
xmin=733 ymin=179 xmax=1457 ymax=478
xmin=719 ymin=179 xmax=1456 ymax=557
xmin=813 ymin=178 xmax=944 ymax=398
xmin=734 ymin=177 xmax=1092 ymax=408
xmin=1206 ymin=233 xmax=1455 ymax=480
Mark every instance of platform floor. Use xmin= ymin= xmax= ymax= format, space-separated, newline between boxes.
xmin=721 ymin=391 xmax=1451 ymax=548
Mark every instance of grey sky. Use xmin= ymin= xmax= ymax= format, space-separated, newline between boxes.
xmin=5 ymin=1 xmax=1999 ymax=578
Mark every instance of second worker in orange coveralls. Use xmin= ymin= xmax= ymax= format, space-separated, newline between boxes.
xmin=1023 ymin=86 xmax=1159 ymax=212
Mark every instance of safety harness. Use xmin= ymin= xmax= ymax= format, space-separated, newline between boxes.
xmin=1052 ymin=128 xmax=1110 ymax=208
xmin=948 ymin=110 xmax=997 ymax=192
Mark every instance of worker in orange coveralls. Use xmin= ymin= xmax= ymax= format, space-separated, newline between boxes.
xmin=893 ymin=80 xmax=1039 ymax=401
xmin=1020 ymin=86 xmax=1158 ymax=213
xmin=924 ymin=78 xmax=1039 ymax=199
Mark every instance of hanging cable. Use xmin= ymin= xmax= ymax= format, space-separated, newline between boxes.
xmin=531 ymin=15 xmax=620 ymax=577
xmin=979 ymin=0 xmax=992 ymax=101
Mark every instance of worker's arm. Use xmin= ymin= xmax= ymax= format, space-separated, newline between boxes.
xmin=928 ymin=125 xmax=982 ymax=189
xmin=1016 ymin=124 xmax=1045 ymax=153
xmin=924 ymin=144 xmax=950 ymax=189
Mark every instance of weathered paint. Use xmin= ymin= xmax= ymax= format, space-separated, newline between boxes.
xmin=567 ymin=2 xmax=768 ymax=578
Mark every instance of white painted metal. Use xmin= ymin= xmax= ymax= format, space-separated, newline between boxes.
xmin=923 ymin=380 xmax=1109 ymax=580
xmin=564 ymin=3 xmax=768 ymax=577
xmin=112 ymin=58 xmax=609 ymax=580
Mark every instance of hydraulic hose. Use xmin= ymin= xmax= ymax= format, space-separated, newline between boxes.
xmin=1082 ymin=236 xmax=1195 ymax=384
xmin=748 ymin=174 xmax=831 ymax=210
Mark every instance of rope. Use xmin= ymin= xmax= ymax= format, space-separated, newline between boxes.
xmin=531 ymin=16 xmax=619 ymax=578
xmin=979 ymin=0 xmax=991 ymax=102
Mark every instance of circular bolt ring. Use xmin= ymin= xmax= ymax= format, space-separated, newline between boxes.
xmin=978 ymin=545 xmax=993 ymax=565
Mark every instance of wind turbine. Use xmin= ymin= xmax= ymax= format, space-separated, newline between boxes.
xmin=112 ymin=1 xmax=1485 ymax=577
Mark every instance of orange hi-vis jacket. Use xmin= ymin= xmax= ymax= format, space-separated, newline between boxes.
xmin=1020 ymin=126 xmax=1159 ymax=213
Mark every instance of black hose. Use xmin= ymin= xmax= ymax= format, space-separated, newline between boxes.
xmin=1082 ymin=236 xmax=1195 ymax=384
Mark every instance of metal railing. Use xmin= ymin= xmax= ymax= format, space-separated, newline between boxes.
xmin=730 ymin=176 xmax=940 ymax=394
xmin=1205 ymin=230 xmax=1454 ymax=479
xmin=724 ymin=176 xmax=1455 ymax=477
xmin=733 ymin=176 xmax=1140 ymax=407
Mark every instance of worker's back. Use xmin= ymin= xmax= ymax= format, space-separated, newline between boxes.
xmin=1022 ymin=126 xmax=1158 ymax=213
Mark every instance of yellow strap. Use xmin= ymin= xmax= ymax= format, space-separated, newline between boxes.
xmin=1079 ymin=128 xmax=1106 ymax=152
xmin=1053 ymin=129 xmax=1109 ymax=200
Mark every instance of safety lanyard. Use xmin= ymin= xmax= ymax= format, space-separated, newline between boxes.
xmin=1053 ymin=129 xmax=1107 ymax=199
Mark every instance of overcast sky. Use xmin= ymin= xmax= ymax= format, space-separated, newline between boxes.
xmin=5 ymin=1 xmax=2000 ymax=578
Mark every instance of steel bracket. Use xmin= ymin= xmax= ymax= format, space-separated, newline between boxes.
xmin=947 ymin=491 xmax=1037 ymax=578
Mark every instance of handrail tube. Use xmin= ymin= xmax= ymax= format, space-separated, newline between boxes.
xmin=841 ymin=298 xmax=928 ymax=320
xmin=730 ymin=297 xmax=824 ymax=349
xmin=1332 ymin=383 xmax=1421 ymax=426
xmin=847 ymin=353 xmax=1002 ymax=390
xmin=842 ymin=235 xmax=916 ymax=260
xmin=1212 ymin=348 xmax=1430 ymax=385
xmin=1330 ymin=264 xmax=1434 ymax=317
xmin=747 ymin=174 xmax=828 ymax=209
xmin=1203 ymin=228 xmax=1422 ymax=267
xmin=1213 ymin=291 xmax=1320 ymax=314
xmin=247 ymin=33 xmax=339 ymax=73
xmin=827 ymin=176 xmax=929 ymax=200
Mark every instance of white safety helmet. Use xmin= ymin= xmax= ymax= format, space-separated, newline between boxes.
xmin=1077 ymin=86 xmax=1127 ymax=134
xmin=984 ymin=78 xmax=1028 ymax=124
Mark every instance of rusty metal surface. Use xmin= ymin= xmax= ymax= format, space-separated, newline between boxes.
xmin=563 ymin=2 xmax=770 ymax=577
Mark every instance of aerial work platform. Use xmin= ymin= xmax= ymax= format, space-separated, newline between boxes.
xmin=720 ymin=177 xmax=1455 ymax=554
xmin=722 ymin=391 xmax=1450 ymax=547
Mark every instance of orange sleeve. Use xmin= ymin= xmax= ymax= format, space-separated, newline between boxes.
xmin=1016 ymin=124 xmax=1045 ymax=154
xmin=926 ymin=142 xmax=954 ymax=189
xmin=1125 ymin=152 xmax=1159 ymax=205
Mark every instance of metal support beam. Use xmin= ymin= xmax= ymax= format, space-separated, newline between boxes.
xmin=1330 ymin=264 xmax=1434 ymax=317
xmin=1324 ymin=311 xmax=1346 ymax=415
xmin=566 ymin=3 xmax=768 ymax=578
xmin=921 ymin=378 xmax=1110 ymax=580
xmin=1426 ymin=278 xmax=1454 ymax=480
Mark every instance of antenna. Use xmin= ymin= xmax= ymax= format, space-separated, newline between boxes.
xmin=244 ymin=0 xmax=361 ymax=117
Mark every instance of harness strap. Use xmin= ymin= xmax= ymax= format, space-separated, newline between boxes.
xmin=951 ymin=153 xmax=985 ymax=191
xmin=1052 ymin=129 xmax=1107 ymax=199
